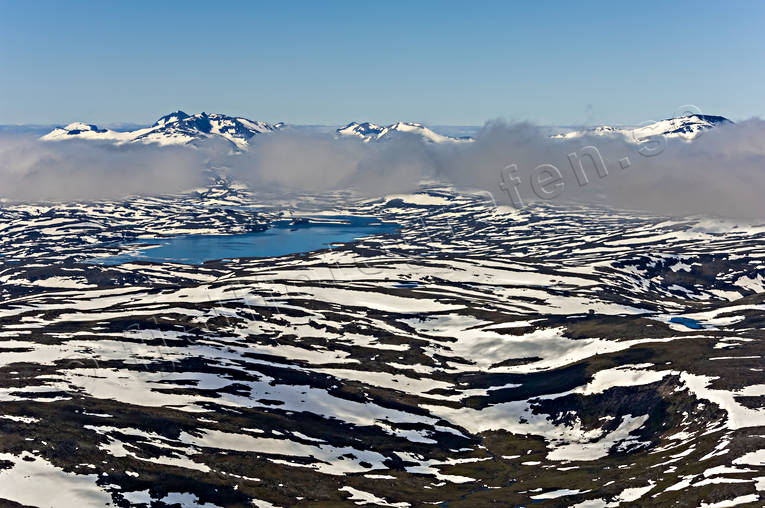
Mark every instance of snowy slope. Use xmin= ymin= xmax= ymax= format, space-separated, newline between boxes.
xmin=554 ymin=114 xmax=733 ymax=141
xmin=41 ymin=111 xmax=281 ymax=149
xmin=337 ymin=121 xmax=473 ymax=143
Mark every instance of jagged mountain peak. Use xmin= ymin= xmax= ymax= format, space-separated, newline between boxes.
xmin=337 ymin=121 xmax=384 ymax=138
xmin=154 ymin=110 xmax=191 ymax=127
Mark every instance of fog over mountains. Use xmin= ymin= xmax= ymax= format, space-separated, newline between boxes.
xmin=1 ymin=110 xmax=763 ymax=218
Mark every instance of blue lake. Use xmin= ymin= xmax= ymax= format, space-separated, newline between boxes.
xmin=669 ymin=317 xmax=704 ymax=329
xmin=95 ymin=216 xmax=399 ymax=265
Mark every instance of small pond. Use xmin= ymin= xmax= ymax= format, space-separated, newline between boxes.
xmin=669 ymin=317 xmax=704 ymax=329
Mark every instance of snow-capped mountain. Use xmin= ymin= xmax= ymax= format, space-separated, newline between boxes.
xmin=337 ymin=121 xmax=472 ymax=143
xmin=554 ymin=114 xmax=733 ymax=141
xmin=41 ymin=111 xmax=280 ymax=150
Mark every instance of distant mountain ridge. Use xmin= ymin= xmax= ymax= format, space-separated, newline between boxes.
xmin=337 ymin=121 xmax=473 ymax=143
xmin=41 ymin=113 xmax=733 ymax=149
xmin=41 ymin=111 xmax=281 ymax=150
xmin=553 ymin=114 xmax=733 ymax=140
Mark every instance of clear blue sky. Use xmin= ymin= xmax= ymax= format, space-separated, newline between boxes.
xmin=1 ymin=1 xmax=763 ymax=126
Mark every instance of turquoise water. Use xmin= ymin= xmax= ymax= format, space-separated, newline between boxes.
xmin=95 ymin=216 xmax=399 ymax=265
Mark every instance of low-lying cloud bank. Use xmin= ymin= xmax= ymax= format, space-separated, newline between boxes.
xmin=433 ymin=119 xmax=765 ymax=219
xmin=0 ymin=134 xmax=210 ymax=201
xmin=2 ymin=119 xmax=765 ymax=219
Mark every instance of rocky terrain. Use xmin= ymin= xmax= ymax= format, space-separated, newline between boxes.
xmin=0 ymin=181 xmax=762 ymax=507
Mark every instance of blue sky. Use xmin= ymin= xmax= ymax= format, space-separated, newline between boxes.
xmin=1 ymin=1 xmax=763 ymax=126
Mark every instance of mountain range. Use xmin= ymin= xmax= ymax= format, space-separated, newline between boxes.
xmin=40 ymin=112 xmax=733 ymax=149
